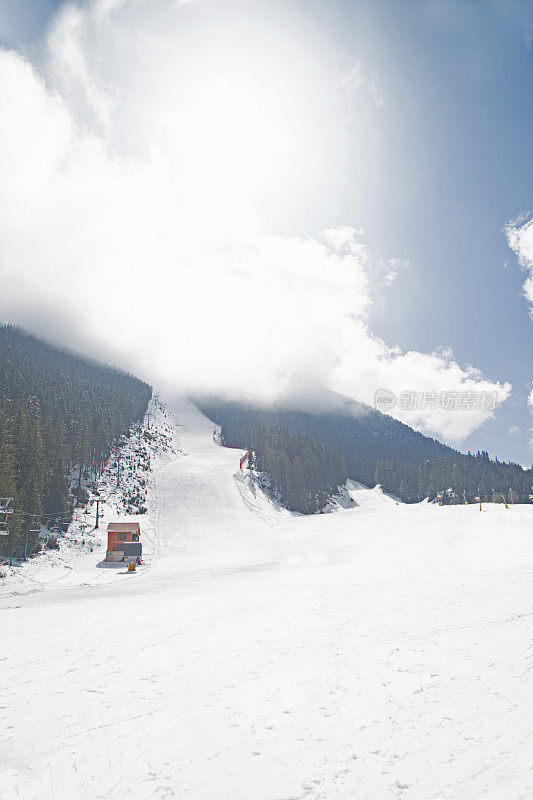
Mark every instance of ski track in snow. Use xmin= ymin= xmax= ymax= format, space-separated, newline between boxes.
xmin=1 ymin=397 xmax=532 ymax=799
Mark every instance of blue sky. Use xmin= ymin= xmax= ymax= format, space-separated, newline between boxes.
xmin=316 ymin=0 xmax=533 ymax=462
xmin=1 ymin=0 xmax=532 ymax=464
xmin=0 ymin=0 xmax=60 ymax=45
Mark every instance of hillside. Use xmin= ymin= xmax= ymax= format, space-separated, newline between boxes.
xmin=0 ymin=325 xmax=152 ymax=560
xmin=1 ymin=396 xmax=532 ymax=800
xmin=239 ymin=425 xmax=348 ymax=514
xmin=196 ymin=397 xmax=532 ymax=504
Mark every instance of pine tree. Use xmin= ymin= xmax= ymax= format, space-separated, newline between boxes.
xmin=0 ymin=324 xmax=152 ymax=556
xmin=0 ymin=408 xmax=21 ymax=561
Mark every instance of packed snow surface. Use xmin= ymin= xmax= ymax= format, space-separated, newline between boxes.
xmin=1 ymin=398 xmax=532 ymax=800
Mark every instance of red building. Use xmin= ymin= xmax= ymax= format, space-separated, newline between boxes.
xmin=106 ymin=522 xmax=141 ymax=562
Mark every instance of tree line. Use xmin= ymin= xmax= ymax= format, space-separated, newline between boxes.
xmin=198 ymin=398 xmax=533 ymax=507
xmin=352 ymin=450 xmax=531 ymax=504
xmin=0 ymin=325 xmax=151 ymax=561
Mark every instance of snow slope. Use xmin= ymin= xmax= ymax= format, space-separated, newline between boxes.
xmin=1 ymin=397 xmax=532 ymax=800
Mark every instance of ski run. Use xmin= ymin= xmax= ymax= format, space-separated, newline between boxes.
xmin=1 ymin=396 xmax=532 ymax=800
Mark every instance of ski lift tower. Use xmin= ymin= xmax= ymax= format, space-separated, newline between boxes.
xmin=0 ymin=497 xmax=13 ymax=537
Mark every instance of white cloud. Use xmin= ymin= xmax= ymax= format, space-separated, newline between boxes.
xmin=508 ymin=425 xmax=520 ymax=435
xmin=331 ymin=339 xmax=511 ymax=442
xmin=527 ymin=390 xmax=533 ymax=450
xmin=341 ymin=60 xmax=383 ymax=107
xmin=505 ymin=215 xmax=533 ymax=315
xmin=0 ymin=1 xmax=511 ymax=444
xmin=341 ymin=61 xmax=364 ymax=91
xmin=382 ymin=257 xmax=409 ymax=287
xmin=507 ymin=209 xmax=533 ymax=450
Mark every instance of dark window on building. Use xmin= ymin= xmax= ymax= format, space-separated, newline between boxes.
xmin=118 ymin=532 xmax=125 ymax=540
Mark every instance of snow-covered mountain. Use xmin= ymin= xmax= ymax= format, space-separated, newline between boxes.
xmin=197 ymin=396 xmax=533 ymax=504
xmin=1 ymin=396 xmax=532 ymax=799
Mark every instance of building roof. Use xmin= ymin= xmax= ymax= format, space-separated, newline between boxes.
xmin=107 ymin=522 xmax=141 ymax=533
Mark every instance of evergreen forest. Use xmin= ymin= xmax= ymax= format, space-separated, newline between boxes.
xmin=199 ymin=398 xmax=532 ymax=508
xmin=0 ymin=325 xmax=151 ymax=560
